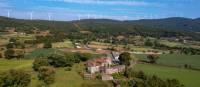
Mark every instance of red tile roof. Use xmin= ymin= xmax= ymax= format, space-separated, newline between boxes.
xmin=86 ymin=58 xmax=111 ymax=67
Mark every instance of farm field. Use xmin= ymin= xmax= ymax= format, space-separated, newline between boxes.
xmin=52 ymin=39 xmax=74 ymax=48
xmin=159 ymin=39 xmax=200 ymax=49
xmin=15 ymin=34 xmax=36 ymax=40
xmin=159 ymin=40 xmax=184 ymax=47
xmin=135 ymin=54 xmax=200 ymax=69
xmin=131 ymin=46 xmax=155 ymax=52
xmin=134 ymin=64 xmax=200 ymax=87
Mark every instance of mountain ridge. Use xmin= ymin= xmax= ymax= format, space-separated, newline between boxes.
xmin=0 ymin=16 xmax=200 ymax=32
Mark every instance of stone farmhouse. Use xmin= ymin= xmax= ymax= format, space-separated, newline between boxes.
xmin=85 ymin=58 xmax=112 ymax=74
xmin=85 ymin=57 xmax=125 ymax=75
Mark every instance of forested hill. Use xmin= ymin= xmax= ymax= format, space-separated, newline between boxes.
xmin=1 ymin=16 xmax=200 ymax=31
xmin=126 ymin=17 xmax=200 ymax=31
xmin=0 ymin=16 xmax=200 ymax=40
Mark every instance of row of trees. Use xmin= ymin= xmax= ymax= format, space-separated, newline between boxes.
xmin=32 ymin=52 xmax=94 ymax=86
xmin=33 ymin=52 xmax=94 ymax=71
xmin=117 ymin=68 xmax=185 ymax=87
xmin=127 ymin=69 xmax=185 ymax=87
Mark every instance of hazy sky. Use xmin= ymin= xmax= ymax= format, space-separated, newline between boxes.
xmin=0 ymin=0 xmax=200 ymax=21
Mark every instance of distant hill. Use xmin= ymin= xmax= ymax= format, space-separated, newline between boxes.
xmin=1 ymin=16 xmax=200 ymax=31
xmin=127 ymin=17 xmax=200 ymax=31
xmin=0 ymin=16 xmax=200 ymax=40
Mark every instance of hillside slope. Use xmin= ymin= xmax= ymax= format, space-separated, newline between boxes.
xmin=0 ymin=16 xmax=200 ymax=40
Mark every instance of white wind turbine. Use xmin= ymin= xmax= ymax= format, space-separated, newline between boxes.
xmin=87 ymin=14 xmax=90 ymax=19
xmin=78 ymin=14 xmax=81 ymax=20
xmin=7 ymin=10 xmax=11 ymax=18
xmin=48 ymin=13 xmax=52 ymax=21
xmin=30 ymin=11 xmax=34 ymax=20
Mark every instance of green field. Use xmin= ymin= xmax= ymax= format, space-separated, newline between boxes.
xmin=135 ymin=54 xmax=200 ymax=69
xmin=0 ymin=59 xmax=112 ymax=87
xmin=134 ymin=64 xmax=200 ymax=87
xmin=0 ymin=59 xmax=33 ymax=71
xmin=25 ymin=48 xmax=57 ymax=59
xmin=52 ymin=39 xmax=74 ymax=48
xmin=29 ymin=63 xmax=87 ymax=87
xmin=159 ymin=40 xmax=184 ymax=47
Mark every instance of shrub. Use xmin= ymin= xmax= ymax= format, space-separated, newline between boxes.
xmin=77 ymin=53 xmax=93 ymax=61
xmin=147 ymin=54 xmax=159 ymax=63
xmin=43 ymin=42 xmax=52 ymax=49
xmin=65 ymin=67 xmax=72 ymax=71
xmin=38 ymin=66 xmax=56 ymax=85
xmin=33 ymin=58 xmax=50 ymax=71
xmin=119 ymin=52 xmax=132 ymax=66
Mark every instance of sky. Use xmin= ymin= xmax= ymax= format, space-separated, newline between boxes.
xmin=0 ymin=0 xmax=200 ymax=21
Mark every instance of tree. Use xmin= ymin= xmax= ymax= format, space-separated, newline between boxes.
xmin=145 ymin=39 xmax=153 ymax=47
xmin=6 ymin=43 xmax=15 ymax=49
xmin=77 ymin=53 xmax=93 ymax=62
xmin=38 ymin=66 xmax=56 ymax=85
xmin=166 ymin=79 xmax=185 ymax=87
xmin=48 ymin=53 xmax=76 ymax=67
xmin=4 ymin=49 xmax=24 ymax=59
xmin=119 ymin=52 xmax=132 ymax=66
xmin=48 ymin=54 xmax=67 ymax=67
xmin=43 ymin=42 xmax=52 ymax=49
xmin=0 ymin=69 xmax=31 ymax=87
xmin=9 ymin=38 xmax=17 ymax=43
xmin=33 ymin=58 xmax=50 ymax=71
xmin=147 ymin=54 xmax=159 ymax=63
xmin=4 ymin=49 xmax=15 ymax=59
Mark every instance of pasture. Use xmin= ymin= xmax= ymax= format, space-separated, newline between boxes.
xmin=134 ymin=64 xmax=200 ymax=87
xmin=0 ymin=59 xmax=33 ymax=71
xmin=135 ymin=54 xmax=200 ymax=69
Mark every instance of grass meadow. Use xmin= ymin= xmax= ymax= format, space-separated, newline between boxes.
xmin=135 ymin=54 xmax=200 ymax=69
xmin=134 ymin=64 xmax=200 ymax=87
xmin=52 ymin=39 xmax=74 ymax=48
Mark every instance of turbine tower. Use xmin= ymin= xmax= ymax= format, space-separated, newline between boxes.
xmin=87 ymin=14 xmax=90 ymax=19
xmin=30 ymin=11 xmax=33 ymax=20
xmin=78 ymin=14 xmax=81 ymax=20
xmin=7 ymin=10 xmax=10 ymax=18
xmin=48 ymin=13 xmax=52 ymax=21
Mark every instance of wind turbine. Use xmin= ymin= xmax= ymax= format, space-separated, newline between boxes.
xmin=87 ymin=14 xmax=90 ymax=19
xmin=48 ymin=13 xmax=51 ymax=21
xmin=78 ymin=14 xmax=81 ymax=20
xmin=30 ymin=11 xmax=33 ymax=20
xmin=7 ymin=10 xmax=11 ymax=18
